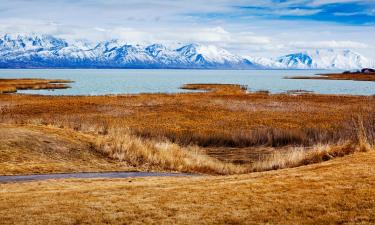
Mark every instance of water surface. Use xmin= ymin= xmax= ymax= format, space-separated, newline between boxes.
xmin=0 ymin=69 xmax=374 ymax=95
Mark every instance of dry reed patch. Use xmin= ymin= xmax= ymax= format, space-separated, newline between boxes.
xmin=181 ymin=83 xmax=248 ymax=95
xmin=94 ymin=127 xmax=246 ymax=175
xmin=251 ymin=142 xmax=372 ymax=172
xmin=0 ymin=78 xmax=72 ymax=93
xmin=1 ymin=150 xmax=374 ymax=225
xmin=251 ymin=115 xmax=375 ymax=172
xmin=287 ymin=72 xmax=375 ymax=82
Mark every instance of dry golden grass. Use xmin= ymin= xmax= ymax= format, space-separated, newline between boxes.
xmin=94 ymin=127 xmax=246 ymax=174
xmin=1 ymin=83 xmax=374 ymax=175
xmin=0 ymin=78 xmax=71 ymax=93
xmin=3 ymin=121 xmax=372 ymax=175
xmin=0 ymin=124 xmax=133 ymax=175
xmin=1 ymin=84 xmax=373 ymax=149
xmin=0 ymin=123 xmax=245 ymax=175
xmin=251 ymin=142 xmax=370 ymax=172
xmin=287 ymin=72 xmax=375 ymax=82
xmin=1 ymin=150 xmax=374 ymax=224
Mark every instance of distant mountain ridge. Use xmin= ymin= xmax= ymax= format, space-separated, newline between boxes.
xmin=250 ymin=49 xmax=374 ymax=70
xmin=0 ymin=34 xmax=254 ymax=69
xmin=0 ymin=34 xmax=373 ymax=69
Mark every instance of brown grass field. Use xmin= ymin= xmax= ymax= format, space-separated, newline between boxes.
xmin=1 ymin=83 xmax=375 ymax=174
xmin=1 ymin=80 xmax=375 ymax=224
xmin=1 ymin=151 xmax=374 ymax=224
xmin=287 ymin=72 xmax=375 ymax=82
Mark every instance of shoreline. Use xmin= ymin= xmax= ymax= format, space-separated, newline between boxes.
xmin=286 ymin=72 xmax=375 ymax=82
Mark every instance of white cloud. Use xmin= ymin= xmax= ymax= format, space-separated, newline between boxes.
xmin=0 ymin=0 xmax=374 ymax=59
xmin=289 ymin=40 xmax=368 ymax=49
xmin=274 ymin=8 xmax=322 ymax=16
xmin=308 ymin=0 xmax=363 ymax=6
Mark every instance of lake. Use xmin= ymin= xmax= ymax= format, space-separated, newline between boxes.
xmin=0 ymin=69 xmax=374 ymax=96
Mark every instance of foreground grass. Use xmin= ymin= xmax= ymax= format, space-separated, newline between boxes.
xmin=1 ymin=150 xmax=374 ymax=224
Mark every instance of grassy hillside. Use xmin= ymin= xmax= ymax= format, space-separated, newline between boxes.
xmin=0 ymin=124 xmax=132 ymax=175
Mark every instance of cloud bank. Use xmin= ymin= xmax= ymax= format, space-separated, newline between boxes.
xmin=0 ymin=0 xmax=374 ymax=58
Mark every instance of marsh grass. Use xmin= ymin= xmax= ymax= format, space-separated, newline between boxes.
xmin=133 ymin=126 xmax=347 ymax=148
xmin=251 ymin=115 xmax=375 ymax=172
xmin=0 ymin=78 xmax=72 ymax=93
xmin=1 ymin=83 xmax=374 ymax=174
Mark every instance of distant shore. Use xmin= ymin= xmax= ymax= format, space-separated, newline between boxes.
xmin=286 ymin=68 xmax=375 ymax=82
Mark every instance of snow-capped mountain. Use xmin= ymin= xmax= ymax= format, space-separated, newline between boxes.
xmin=250 ymin=49 xmax=374 ymax=70
xmin=0 ymin=34 xmax=255 ymax=69
xmin=0 ymin=34 xmax=373 ymax=69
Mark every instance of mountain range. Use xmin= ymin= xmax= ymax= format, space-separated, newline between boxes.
xmin=0 ymin=34 xmax=373 ymax=70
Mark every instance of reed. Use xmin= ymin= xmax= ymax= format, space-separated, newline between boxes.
xmin=94 ymin=127 xmax=246 ymax=175
xmin=251 ymin=117 xmax=374 ymax=172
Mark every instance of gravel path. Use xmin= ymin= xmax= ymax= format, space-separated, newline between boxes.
xmin=0 ymin=172 xmax=192 ymax=183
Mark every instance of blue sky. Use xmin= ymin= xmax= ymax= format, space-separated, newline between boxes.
xmin=0 ymin=0 xmax=374 ymax=58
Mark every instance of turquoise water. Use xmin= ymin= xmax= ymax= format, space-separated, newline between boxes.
xmin=0 ymin=69 xmax=374 ymax=96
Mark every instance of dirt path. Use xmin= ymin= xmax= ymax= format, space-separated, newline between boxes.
xmin=0 ymin=171 xmax=192 ymax=183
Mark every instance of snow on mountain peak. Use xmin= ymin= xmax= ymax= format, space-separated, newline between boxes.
xmin=277 ymin=49 xmax=372 ymax=69
xmin=0 ymin=33 xmax=373 ymax=69
xmin=0 ymin=34 xmax=254 ymax=69
xmin=176 ymin=43 xmax=243 ymax=65
xmin=0 ymin=33 xmax=67 ymax=53
xmin=248 ymin=49 xmax=374 ymax=70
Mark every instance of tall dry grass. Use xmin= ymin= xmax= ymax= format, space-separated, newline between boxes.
xmin=93 ymin=128 xmax=246 ymax=175
xmin=251 ymin=116 xmax=375 ymax=172
xmin=133 ymin=126 xmax=348 ymax=148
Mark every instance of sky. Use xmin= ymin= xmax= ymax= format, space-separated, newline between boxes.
xmin=0 ymin=0 xmax=374 ymax=58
